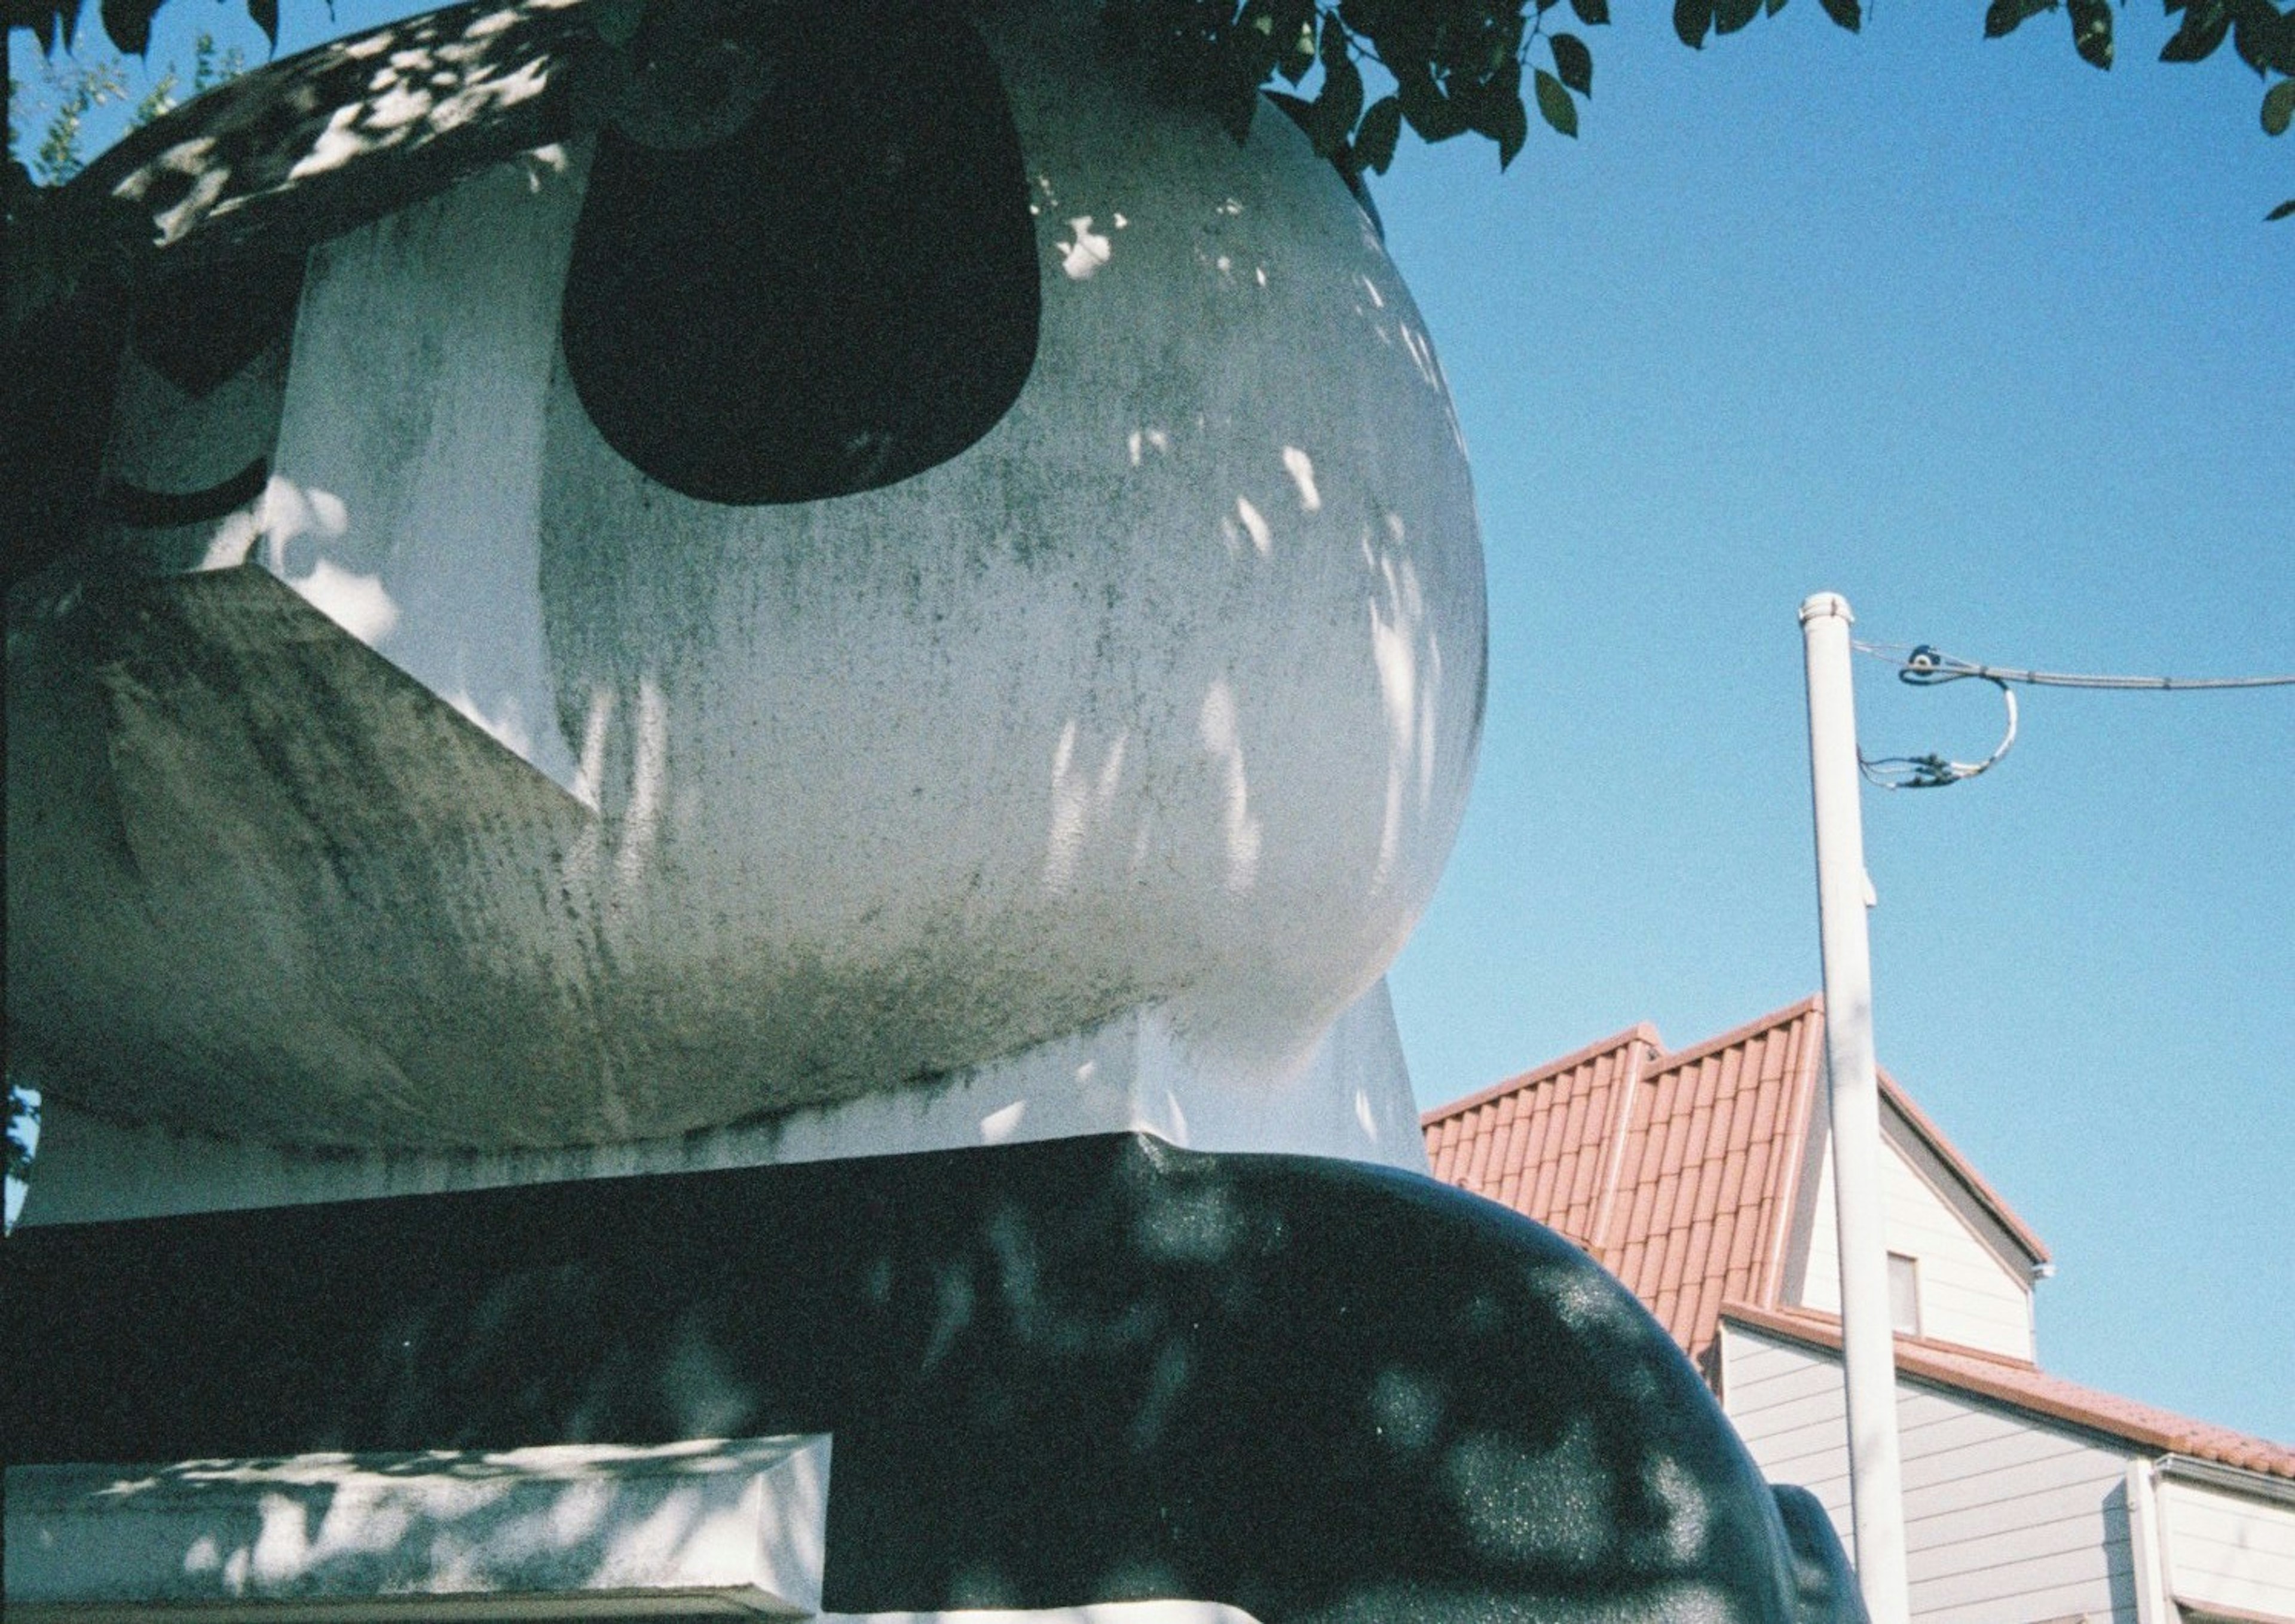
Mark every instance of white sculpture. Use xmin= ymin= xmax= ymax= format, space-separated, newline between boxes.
xmin=7 ymin=0 xmax=1485 ymax=1219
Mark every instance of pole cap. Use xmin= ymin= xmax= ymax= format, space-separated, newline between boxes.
xmin=1799 ymin=592 xmax=1853 ymax=627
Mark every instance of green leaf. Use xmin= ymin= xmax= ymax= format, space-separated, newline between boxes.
xmin=1492 ymin=85 xmax=1529 ymax=164
xmin=1314 ymin=51 xmax=1366 ymax=154
xmin=99 ymin=0 xmax=156 ymax=53
xmin=1985 ymin=0 xmax=2054 ymax=38
xmin=245 ymin=0 xmax=275 ymax=48
xmin=2229 ymin=0 xmax=2292 ymax=76
xmin=1396 ymin=65 xmax=1468 ymax=139
xmin=1533 ymin=66 xmax=1578 ymax=133
xmin=1232 ymin=0 xmax=1287 ymax=83
xmin=1485 ymin=17 xmax=1525 ymax=69
xmin=1715 ymin=0 xmax=1763 ymax=34
xmin=1570 ymin=0 xmax=1611 ymax=23
xmin=1279 ymin=15 xmax=1318 ymax=82
xmin=2159 ymin=0 xmax=2229 ymax=59
xmin=2265 ymin=78 xmax=2295 ymax=134
xmin=1219 ymin=79 xmax=1260 ymax=143
xmin=1817 ymin=0 xmax=1861 ymax=31
xmin=2266 ymin=196 xmax=2295 ymax=219
xmin=592 ymin=0 xmax=645 ymax=46
xmin=2068 ymin=0 xmax=2114 ymax=66
xmin=1674 ymin=0 xmax=1714 ymax=46
xmin=22 ymin=0 xmax=82 ymax=52
xmin=1550 ymin=31 xmax=1593 ymax=93
xmin=1355 ymin=93 xmax=1404 ymax=171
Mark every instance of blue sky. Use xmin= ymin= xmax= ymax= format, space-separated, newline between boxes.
xmin=12 ymin=0 xmax=2290 ymax=1441
xmin=1371 ymin=13 xmax=2293 ymax=1442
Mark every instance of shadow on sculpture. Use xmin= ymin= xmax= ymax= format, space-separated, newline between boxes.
xmin=10 ymin=1135 xmax=1806 ymax=1622
xmin=5 ymin=5 xmax=1858 ymax=1621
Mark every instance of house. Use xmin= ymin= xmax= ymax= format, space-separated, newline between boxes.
xmin=1423 ymin=995 xmax=2295 ymax=1624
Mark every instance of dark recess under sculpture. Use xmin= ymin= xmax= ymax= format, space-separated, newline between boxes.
xmin=9 ymin=1133 xmax=1818 ymax=1624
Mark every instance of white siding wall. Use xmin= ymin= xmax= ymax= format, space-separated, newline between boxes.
xmin=1797 ymin=1131 xmax=2035 ymax=1361
xmin=1722 ymin=1323 xmax=2138 ymax=1624
xmin=2161 ymin=1475 xmax=2295 ymax=1623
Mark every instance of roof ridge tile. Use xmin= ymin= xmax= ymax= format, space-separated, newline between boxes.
xmin=1644 ymin=995 xmax=1823 ymax=1075
xmin=1419 ymin=1021 xmax=1663 ymax=1126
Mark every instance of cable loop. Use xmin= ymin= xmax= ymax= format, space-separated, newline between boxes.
xmin=1846 ymin=636 xmax=2290 ymax=791
xmin=1860 ymin=681 xmax=2017 ymax=790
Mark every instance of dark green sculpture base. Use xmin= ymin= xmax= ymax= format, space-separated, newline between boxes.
xmin=7 ymin=1132 xmax=1804 ymax=1623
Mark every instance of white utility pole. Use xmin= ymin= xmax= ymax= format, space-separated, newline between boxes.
xmin=1800 ymin=591 xmax=1912 ymax=1624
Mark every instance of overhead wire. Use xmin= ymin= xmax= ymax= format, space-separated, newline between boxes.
xmin=1852 ymin=641 xmax=2295 ymax=692
xmin=1847 ymin=640 xmax=2294 ymax=790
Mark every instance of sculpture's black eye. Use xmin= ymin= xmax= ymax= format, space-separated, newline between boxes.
xmin=131 ymin=252 xmax=306 ymax=400
xmin=561 ymin=0 xmax=1040 ymax=506
xmin=99 ymin=252 xmax=304 ymax=532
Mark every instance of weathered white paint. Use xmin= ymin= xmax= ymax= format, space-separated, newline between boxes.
xmin=264 ymin=142 xmax=588 ymax=786
xmin=6 ymin=1436 xmax=829 ymax=1617
xmin=6 ymin=0 xmax=1485 ymax=1170
xmin=8 ymin=1426 xmax=1274 ymax=1620
xmin=2159 ymin=1465 xmax=2295 ymax=1623
xmin=1800 ymin=592 xmax=1911 ymax=1624
xmin=1721 ymin=1322 xmax=2139 ymax=1624
xmin=2129 ymin=1458 xmax=2177 ymax=1624
xmin=17 ymin=978 xmax=1425 ymax=1225
xmin=1791 ymin=1102 xmax=2036 ymax=1361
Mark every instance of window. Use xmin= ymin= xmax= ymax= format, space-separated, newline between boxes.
xmin=1887 ymin=1251 xmax=1921 ymax=1337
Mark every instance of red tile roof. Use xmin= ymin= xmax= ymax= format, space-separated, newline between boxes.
xmin=1422 ymin=995 xmax=2046 ymax=1363
xmin=1422 ymin=1021 xmax=1662 ymax=1245
xmin=1723 ymin=1301 xmax=2295 ymax=1482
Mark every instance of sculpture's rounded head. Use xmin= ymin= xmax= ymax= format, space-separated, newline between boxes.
xmin=7 ymin=0 xmax=1486 ymax=1153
